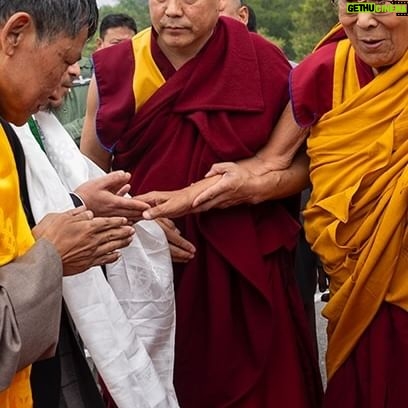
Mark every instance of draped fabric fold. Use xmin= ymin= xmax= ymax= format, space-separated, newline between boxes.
xmin=12 ymin=112 xmax=178 ymax=408
xmin=0 ymin=124 xmax=34 ymax=407
xmin=94 ymin=17 xmax=322 ymax=408
xmin=302 ymin=37 xmax=408 ymax=380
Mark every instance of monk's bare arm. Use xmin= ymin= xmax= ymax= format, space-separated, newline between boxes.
xmin=136 ymin=176 xmax=222 ymax=219
xmin=191 ymin=151 xmax=310 ymax=211
xmin=191 ymin=103 xmax=310 ymax=208
xmin=250 ymin=102 xmax=308 ymax=172
xmin=137 ymin=151 xmax=309 ymax=220
xmin=80 ymin=75 xmax=112 ymax=172
xmin=137 ymin=102 xmax=310 ymax=219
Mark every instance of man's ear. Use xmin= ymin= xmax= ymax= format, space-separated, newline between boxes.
xmin=95 ymin=37 xmax=103 ymax=50
xmin=238 ymin=6 xmax=249 ymax=26
xmin=0 ymin=12 xmax=33 ymax=56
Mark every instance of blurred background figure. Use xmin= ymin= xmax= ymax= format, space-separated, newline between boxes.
xmin=52 ymin=57 xmax=92 ymax=145
xmin=53 ymin=13 xmax=137 ymax=145
xmin=96 ymin=13 xmax=138 ymax=49
xmin=219 ymin=0 xmax=257 ymax=32
xmin=244 ymin=4 xmax=257 ymax=32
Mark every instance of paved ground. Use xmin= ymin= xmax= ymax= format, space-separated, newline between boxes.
xmin=315 ymin=294 xmax=328 ymax=388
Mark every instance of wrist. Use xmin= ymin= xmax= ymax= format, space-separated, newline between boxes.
xmin=255 ymin=153 xmax=291 ymax=173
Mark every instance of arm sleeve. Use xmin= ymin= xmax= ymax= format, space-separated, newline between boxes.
xmin=0 ymin=239 xmax=63 ymax=391
xmin=63 ymin=117 xmax=84 ymax=146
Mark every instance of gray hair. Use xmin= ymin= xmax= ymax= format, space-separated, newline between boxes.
xmin=0 ymin=0 xmax=98 ymax=41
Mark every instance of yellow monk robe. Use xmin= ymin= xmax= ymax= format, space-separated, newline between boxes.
xmin=131 ymin=28 xmax=165 ymax=111
xmin=0 ymin=124 xmax=35 ymax=407
xmin=304 ymin=38 xmax=408 ymax=380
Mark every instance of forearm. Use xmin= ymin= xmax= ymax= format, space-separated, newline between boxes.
xmin=80 ymin=76 xmax=112 ymax=172
xmin=254 ymin=102 xmax=309 ymax=171
xmin=80 ymin=131 xmax=112 ymax=172
xmin=247 ymin=151 xmax=310 ymax=203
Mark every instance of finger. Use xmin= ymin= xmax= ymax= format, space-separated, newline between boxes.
xmin=192 ymin=182 xmax=229 ymax=207
xmin=129 ymin=198 xmax=151 ymax=210
xmin=156 ymin=217 xmax=175 ymax=228
xmin=109 ymin=197 xmax=151 ymax=215
xmin=91 ymin=251 xmax=121 ymax=267
xmin=168 ymin=233 xmax=196 ymax=253
xmin=116 ymin=184 xmax=131 ymax=196
xmin=204 ymin=162 xmax=235 ymax=177
xmin=168 ymin=244 xmax=195 ymax=263
xmin=156 ymin=217 xmax=179 ymax=234
xmin=191 ymin=197 xmax=225 ymax=212
xmin=99 ymin=170 xmax=131 ymax=190
xmin=156 ymin=219 xmax=195 ymax=253
xmin=96 ymin=231 xmax=134 ymax=253
xmin=100 ymin=225 xmax=135 ymax=244
xmin=142 ymin=203 xmax=176 ymax=220
xmin=133 ymin=191 xmax=166 ymax=207
xmin=67 ymin=207 xmax=94 ymax=219
xmin=90 ymin=216 xmax=130 ymax=232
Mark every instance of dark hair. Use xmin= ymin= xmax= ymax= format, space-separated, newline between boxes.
xmin=99 ymin=13 xmax=137 ymax=39
xmin=0 ymin=0 xmax=98 ymax=40
xmin=244 ymin=4 xmax=257 ymax=33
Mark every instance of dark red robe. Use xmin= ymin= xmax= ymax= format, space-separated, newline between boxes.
xmin=291 ymin=27 xmax=408 ymax=408
xmin=94 ymin=17 xmax=322 ymax=408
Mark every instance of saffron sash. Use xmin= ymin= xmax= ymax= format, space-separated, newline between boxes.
xmin=0 ymin=124 xmax=34 ymax=408
xmin=304 ymin=39 xmax=408 ymax=379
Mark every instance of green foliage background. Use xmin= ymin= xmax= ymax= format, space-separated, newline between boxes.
xmin=85 ymin=0 xmax=338 ymax=62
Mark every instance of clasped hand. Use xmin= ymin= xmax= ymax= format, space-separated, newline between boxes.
xmin=135 ymin=159 xmax=266 ymax=220
xmin=74 ymin=170 xmax=150 ymax=223
xmin=33 ymin=206 xmax=135 ymax=275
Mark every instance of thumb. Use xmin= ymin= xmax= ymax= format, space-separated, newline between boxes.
xmin=205 ymin=162 xmax=234 ymax=177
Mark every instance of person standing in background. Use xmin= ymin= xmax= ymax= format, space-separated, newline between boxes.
xmin=54 ymin=13 xmax=138 ymax=146
xmin=95 ymin=13 xmax=137 ymax=49
xmin=219 ymin=0 xmax=256 ymax=31
xmin=52 ymin=56 xmax=93 ymax=145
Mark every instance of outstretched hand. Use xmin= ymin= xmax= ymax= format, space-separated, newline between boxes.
xmin=33 ymin=206 xmax=135 ymax=275
xmin=191 ymin=161 xmax=263 ymax=211
xmin=136 ymin=157 xmax=270 ymax=219
xmin=192 ymin=152 xmax=309 ymax=210
xmin=74 ymin=170 xmax=150 ymax=223
xmin=135 ymin=176 xmax=221 ymax=220
xmin=156 ymin=218 xmax=196 ymax=263
xmin=191 ymin=154 xmax=276 ymax=210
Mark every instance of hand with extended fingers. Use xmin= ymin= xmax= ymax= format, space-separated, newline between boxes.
xmin=32 ymin=206 xmax=135 ymax=275
xmin=74 ymin=170 xmax=150 ymax=223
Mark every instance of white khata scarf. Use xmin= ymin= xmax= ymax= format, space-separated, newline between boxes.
xmin=12 ymin=111 xmax=179 ymax=408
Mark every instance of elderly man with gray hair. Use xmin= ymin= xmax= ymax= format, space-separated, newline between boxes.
xmin=0 ymin=1 xmax=143 ymax=406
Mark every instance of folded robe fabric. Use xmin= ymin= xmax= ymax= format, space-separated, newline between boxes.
xmin=12 ymin=112 xmax=179 ymax=408
xmin=298 ymin=37 xmax=408 ymax=380
xmin=93 ymin=18 xmax=323 ymax=408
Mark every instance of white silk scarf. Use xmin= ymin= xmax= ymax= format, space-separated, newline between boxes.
xmin=12 ymin=112 xmax=178 ymax=408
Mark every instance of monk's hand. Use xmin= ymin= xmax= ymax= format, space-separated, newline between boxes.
xmin=74 ymin=170 xmax=150 ymax=223
xmin=33 ymin=206 xmax=135 ymax=275
xmin=136 ymin=181 xmax=213 ymax=219
xmin=156 ymin=218 xmax=196 ymax=263
xmin=192 ymin=161 xmax=262 ymax=211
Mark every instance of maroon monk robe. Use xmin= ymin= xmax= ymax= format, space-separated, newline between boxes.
xmin=290 ymin=27 xmax=374 ymax=128
xmin=291 ymin=28 xmax=408 ymax=408
xmin=94 ymin=17 xmax=323 ymax=408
